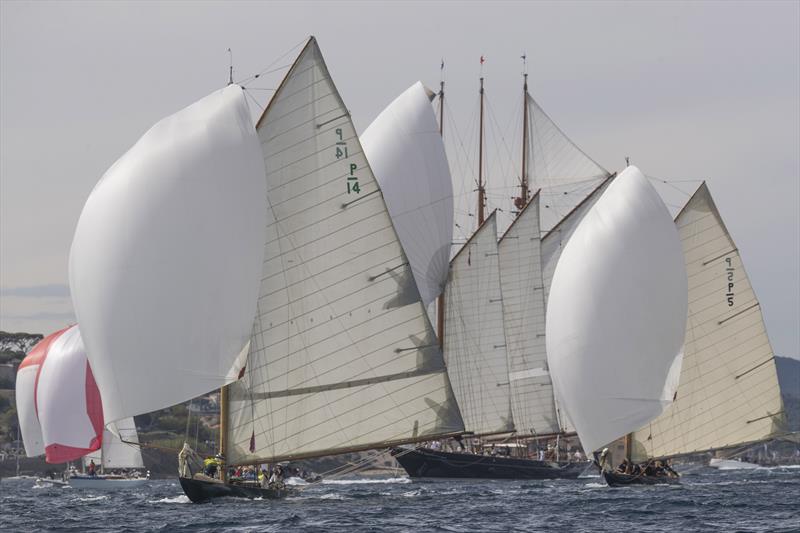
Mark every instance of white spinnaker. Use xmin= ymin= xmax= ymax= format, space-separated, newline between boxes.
xmin=525 ymin=94 xmax=611 ymax=232
xmin=444 ymin=212 xmax=514 ymax=435
xmin=361 ymin=81 xmax=454 ymax=306
xmin=35 ymin=325 xmax=104 ymax=463
xmin=69 ymin=85 xmax=267 ymax=423
xmin=538 ymin=175 xmax=614 ymax=432
xmin=498 ymin=194 xmax=560 ymax=436
xmin=84 ymin=417 xmax=144 ymax=469
xmin=630 ymin=183 xmax=784 ymax=461
xmin=227 ymin=38 xmax=464 ymax=464
xmin=546 ymin=166 xmax=687 ymax=454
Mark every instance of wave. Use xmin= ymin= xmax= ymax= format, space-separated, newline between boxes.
xmin=321 ymin=477 xmax=410 ymax=485
xmin=148 ymin=495 xmax=191 ymax=504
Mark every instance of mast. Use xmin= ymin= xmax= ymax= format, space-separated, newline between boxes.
xmin=477 ymin=76 xmax=486 ymax=226
xmin=437 ymin=75 xmax=446 ymax=350
xmin=219 ymin=385 xmax=229 ymax=482
xmin=518 ymin=56 xmax=529 ymax=213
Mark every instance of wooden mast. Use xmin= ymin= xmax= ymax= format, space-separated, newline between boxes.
xmin=477 ymin=76 xmax=486 ymax=225
xmin=219 ymin=385 xmax=229 ymax=482
xmin=437 ymin=76 xmax=446 ymax=350
xmin=519 ymin=59 xmax=529 ymax=212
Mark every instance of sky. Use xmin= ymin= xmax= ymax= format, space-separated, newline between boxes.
xmin=1 ymin=1 xmax=798 ymax=359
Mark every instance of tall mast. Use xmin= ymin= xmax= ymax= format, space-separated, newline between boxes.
xmin=518 ymin=54 xmax=529 ymax=213
xmin=477 ymin=76 xmax=486 ymax=226
xmin=437 ymin=71 xmax=446 ymax=350
xmin=219 ymin=385 xmax=229 ymax=481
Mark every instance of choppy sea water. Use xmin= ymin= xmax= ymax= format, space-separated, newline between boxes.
xmin=1 ymin=466 xmax=798 ymax=532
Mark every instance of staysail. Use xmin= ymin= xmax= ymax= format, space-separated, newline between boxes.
xmin=546 ymin=166 xmax=687 ymax=454
xmin=525 ymin=94 xmax=611 ymax=232
xmin=28 ymin=325 xmax=104 ymax=463
xmin=69 ymin=85 xmax=268 ymax=424
xmin=227 ymin=38 xmax=464 ymax=464
xmin=497 ymin=194 xmax=560 ymax=436
xmin=361 ymin=81 xmax=454 ymax=306
xmin=630 ymin=183 xmax=785 ymax=461
xmin=84 ymin=417 xmax=145 ymax=469
xmin=15 ymin=327 xmax=70 ymax=457
xmin=444 ymin=211 xmax=514 ymax=435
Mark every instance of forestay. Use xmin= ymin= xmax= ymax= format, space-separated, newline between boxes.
xmin=15 ymin=327 xmax=70 ymax=457
xmin=69 ymin=85 xmax=267 ymax=423
xmin=444 ymin=212 xmax=514 ymax=435
xmin=84 ymin=417 xmax=145 ymax=469
xmin=32 ymin=325 xmax=104 ymax=463
xmin=497 ymin=194 xmax=560 ymax=436
xmin=227 ymin=38 xmax=464 ymax=464
xmin=546 ymin=166 xmax=687 ymax=454
xmin=630 ymin=183 xmax=784 ymax=461
xmin=361 ymin=81 xmax=454 ymax=306
xmin=525 ymin=94 xmax=611 ymax=232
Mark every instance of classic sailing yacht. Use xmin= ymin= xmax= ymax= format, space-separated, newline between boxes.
xmin=69 ymin=37 xmax=465 ymax=502
xmin=390 ymin=65 xmax=615 ymax=480
xmin=71 ymin=418 xmax=148 ymax=489
xmin=609 ymin=182 xmax=787 ymax=484
xmin=546 ymin=165 xmax=689 ymax=486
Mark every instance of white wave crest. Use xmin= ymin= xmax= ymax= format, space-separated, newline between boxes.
xmin=148 ymin=495 xmax=191 ymax=504
xmin=322 ymin=477 xmax=410 ymax=485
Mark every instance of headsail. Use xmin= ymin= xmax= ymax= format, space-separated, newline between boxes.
xmin=69 ymin=85 xmax=268 ymax=423
xmin=15 ymin=327 xmax=69 ymax=457
xmin=525 ymin=94 xmax=611 ymax=232
xmin=546 ymin=166 xmax=687 ymax=454
xmin=227 ymin=38 xmax=464 ymax=464
xmin=497 ymin=194 xmax=560 ymax=436
xmin=84 ymin=417 xmax=144 ymax=469
xmin=444 ymin=212 xmax=514 ymax=435
xmin=361 ymin=81 xmax=454 ymax=306
xmin=27 ymin=325 xmax=104 ymax=463
xmin=630 ymin=183 xmax=785 ymax=461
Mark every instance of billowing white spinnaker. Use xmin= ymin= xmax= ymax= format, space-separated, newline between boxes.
xmin=69 ymin=85 xmax=267 ymax=423
xmin=84 ymin=417 xmax=144 ymax=469
xmin=361 ymin=81 xmax=454 ymax=305
xmin=545 ymin=166 xmax=688 ymax=454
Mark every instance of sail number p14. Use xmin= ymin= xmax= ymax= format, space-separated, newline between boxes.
xmin=335 ymin=128 xmax=360 ymax=194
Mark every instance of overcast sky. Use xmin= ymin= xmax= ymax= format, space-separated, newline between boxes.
xmin=1 ymin=1 xmax=798 ymax=359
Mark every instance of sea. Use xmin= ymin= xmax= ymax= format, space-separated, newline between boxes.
xmin=1 ymin=466 xmax=799 ymax=532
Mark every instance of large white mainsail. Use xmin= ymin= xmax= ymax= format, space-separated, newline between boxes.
xmin=69 ymin=85 xmax=267 ymax=424
xmin=546 ymin=166 xmax=687 ymax=454
xmin=361 ymin=81 xmax=454 ymax=306
xmin=497 ymin=194 xmax=560 ymax=436
xmin=84 ymin=417 xmax=145 ymax=470
xmin=630 ymin=183 xmax=785 ymax=461
xmin=444 ymin=211 xmax=514 ymax=435
xmin=227 ymin=38 xmax=464 ymax=464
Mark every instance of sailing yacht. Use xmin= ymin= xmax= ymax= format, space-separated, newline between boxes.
xmin=70 ymin=418 xmax=149 ymax=489
xmin=68 ymin=37 xmax=465 ymax=502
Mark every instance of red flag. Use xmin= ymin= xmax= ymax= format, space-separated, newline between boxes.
xmin=249 ymin=430 xmax=256 ymax=452
xmin=480 ymin=56 xmax=485 ymax=64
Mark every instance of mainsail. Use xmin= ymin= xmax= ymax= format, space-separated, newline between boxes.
xmin=444 ymin=211 xmax=514 ymax=435
xmin=630 ymin=183 xmax=785 ymax=461
xmin=227 ymin=38 xmax=464 ymax=464
xmin=497 ymin=194 xmax=560 ymax=436
xmin=84 ymin=417 xmax=145 ymax=470
xmin=361 ymin=81 xmax=454 ymax=306
xmin=69 ymin=85 xmax=268 ymax=424
xmin=546 ymin=166 xmax=687 ymax=454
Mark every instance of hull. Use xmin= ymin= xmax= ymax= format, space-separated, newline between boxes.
xmin=602 ymin=471 xmax=680 ymax=487
xmin=391 ymin=447 xmax=586 ymax=480
xmin=69 ymin=475 xmax=148 ymax=489
xmin=179 ymin=476 xmax=292 ymax=503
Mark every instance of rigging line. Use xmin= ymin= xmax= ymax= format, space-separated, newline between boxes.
xmin=645 ymin=174 xmax=693 ymax=197
xmin=236 ymin=36 xmax=309 ymax=85
xmin=242 ymin=88 xmax=265 ymax=111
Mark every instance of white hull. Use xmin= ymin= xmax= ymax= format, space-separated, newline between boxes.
xmin=709 ymin=458 xmax=760 ymax=470
xmin=69 ymin=476 xmax=149 ymax=489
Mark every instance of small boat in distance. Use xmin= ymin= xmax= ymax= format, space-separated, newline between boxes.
xmin=69 ymin=418 xmax=149 ymax=490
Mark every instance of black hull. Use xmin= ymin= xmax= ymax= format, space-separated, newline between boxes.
xmin=602 ymin=471 xmax=680 ymax=487
xmin=391 ymin=447 xmax=586 ymax=480
xmin=179 ymin=476 xmax=292 ymax=503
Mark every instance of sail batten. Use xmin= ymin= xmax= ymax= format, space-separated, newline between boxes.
xmin=630 ymin=183 xmax=784 ymax=461
xmin=227 ymin=38 xmax=463 ymax=464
